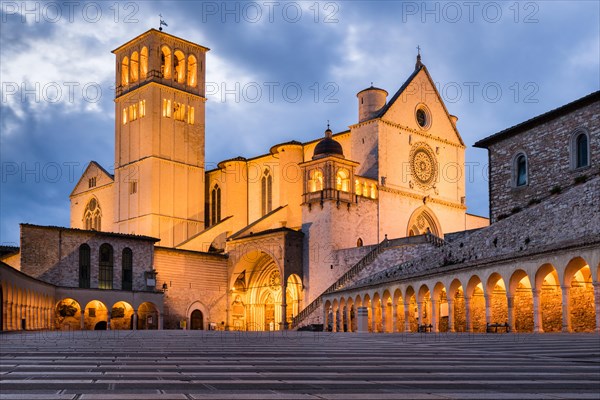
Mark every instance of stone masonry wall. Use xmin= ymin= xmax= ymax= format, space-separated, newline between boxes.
xmin=353 ymin=175 xmax=599 ymax=288
xmin=154 ymin=247 xmax=228 ymax=330
xmin=486 ymin=99 xmax=599 ymax=223
xmin=20 ymin=224 xmax=156 ymax=291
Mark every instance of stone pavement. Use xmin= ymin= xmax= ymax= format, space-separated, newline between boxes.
xmin=0 ymin=330 xmax=599 ymax=399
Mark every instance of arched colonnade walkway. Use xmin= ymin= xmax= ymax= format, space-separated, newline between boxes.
xmin=323 ymin=249 xmax=600 ymax=334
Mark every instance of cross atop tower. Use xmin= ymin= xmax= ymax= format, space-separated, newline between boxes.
xmin=415 ymin=45 xmax=424 ymax=70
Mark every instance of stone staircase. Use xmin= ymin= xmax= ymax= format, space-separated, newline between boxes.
xmin=291 ymin=233 xmax=444 ymax=329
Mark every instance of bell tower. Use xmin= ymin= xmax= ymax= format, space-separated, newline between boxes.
xmin=112 ymin=29 xmax=209 ymax=247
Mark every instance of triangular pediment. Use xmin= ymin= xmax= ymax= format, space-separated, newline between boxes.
xmin=378 ymin=66 xmax=465 ymax=146
xmin=70 ymin=161 xmax=114 ymax=197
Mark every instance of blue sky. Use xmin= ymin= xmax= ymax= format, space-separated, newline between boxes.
xmin=1 ymin=1 xmax=599 ymax=245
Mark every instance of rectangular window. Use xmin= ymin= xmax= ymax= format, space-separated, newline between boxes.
xmin=129 ymin=181 xmax=137 ymax=195
xmin=187 ymin=106 xmax=195 ymax=124
xmin=139 ymin=100 xmax=146 ymax=117
xmin=88 ymin=177 xmax=96 ymax=188
xmin=162 ymin=99 xmax=172 ymax=117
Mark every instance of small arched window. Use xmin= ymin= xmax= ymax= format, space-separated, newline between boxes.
xmin=356 ymin=238 xmax=363 ymax=247
xmin=130 ymin=51 xmax=139 ymax=82
xmin=261 ymin=169 xmax=273 ymax=216
xmin=122 ymin=248 xmax=133 ymax=291
xmin=140 ymin=47 xmax=148 ymax=79
xmin=174 ymin=50 xmax=186 ymax=83
xmin=121 ymin=56 xmax=129 ymax=85
xmin=309 ymin=169 xmax=323 ymax=192
xmin=79 ymin=244 xmax=91 ymax=289
xmin=187 ymin=55 xmax=197 ymax=87
xmin=572 ymin=131 xmax=590 ymax=169
xmin=161 ymin=46 xmax=172 ymax=79
xmin=514 ymin=153 xmax=528 ymax=187
xmin=98 ymin=244 xmax=113 ymax=290
xmin=84 ymin=197 xmax=101 ymax=231
xmin=336 ymin=168 xmax=350 ymax=192
xmin=210 ymin=184 xmax=221 ymax=225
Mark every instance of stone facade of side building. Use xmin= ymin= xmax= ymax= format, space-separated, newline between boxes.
xmin=474 ymin=92 xmax=599 ymax=224
xmin=0 ymin=225 xmax=164 ymax=331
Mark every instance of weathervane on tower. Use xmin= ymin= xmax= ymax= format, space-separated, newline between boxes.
xmin=159 ymin=14 xmax=168 ymax=31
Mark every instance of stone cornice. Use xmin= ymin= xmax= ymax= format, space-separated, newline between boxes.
xmin=116 ymin=81 xmax=206 ymax=102
xmin=349 ymin=118 xmax=465 ymax=149
xmin=378 ymin=186 xmax=466 ymax=210
xmin=380 ymin=119 xmax=466 ymax=149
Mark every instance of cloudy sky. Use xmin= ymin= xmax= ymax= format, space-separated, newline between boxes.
xmin=1 ymin=1 xmax=599 ymax=245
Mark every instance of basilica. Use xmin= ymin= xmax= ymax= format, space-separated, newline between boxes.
xmin=1 ymin=29 xmax=598 ymax=334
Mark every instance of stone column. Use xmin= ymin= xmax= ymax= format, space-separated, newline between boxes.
xmin=2 ymin=301 xmax=8 ymax=331
xmin=345 ymin=306 xmax=350 ymax=332
xmin=447 ymin=299 xmax=455 ymax=333
xmin=9 ymin=302 xmax=15 ymax=330
xmin=532 ymin=288 xmax=544 ymax=333
xmin=484 ymin=294 xmax=492 ymax=326
xmin=464 ymin=296 xmax=472 ymax=333
xmin=280 ymin=283 xmax=288 ymax=330
xmin=322 ymin=305 xmax=328 ymax=331
xmin=371 ymin=304 xmax=377 ymax=333
xmin=158 ymin=314 xmax=163 ymax=330
xmin=507 ymin=296 xmax=515 ymax=333
xmin=391 ymin=302 xmax=398 ymax=333
xmin=80 ymin=313 xmax=85 ymax=330
xmin=403 ymin=302 xmax=411 ymax=332
xmin=225 ymin=290 xmax=231 ymax=331
xmin=107 ymin=313 xmax=111 ymax=330
xmin=431 ymin=299 xmax=439 ymax=333
xmin=561 ymin=285 xmax=572 ymax=333
xmin=332 ymin=307 xmax=337 ymax=332
xmin=20 ymin=304 xmax=26 ymax=330
xmin=25 ymin=305 xmax=30 ymax=330
xmin=347 ymin=306 xmax=353 ymax=332
xmin=381 ymin=302 xmax=387 ymax=333
xmin=133 ymin=310 xmax=138 ymax=330
xmin=594 ymin=283 xmax=600 ymax=334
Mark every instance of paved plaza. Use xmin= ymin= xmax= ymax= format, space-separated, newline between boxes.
xmin=0 ymin=330 xmax=599 ymax=399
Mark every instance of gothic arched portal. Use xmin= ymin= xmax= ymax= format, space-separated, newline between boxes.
xmin=229 ymin=249 xmax=302 ymax=331
xmin=407 ymin=206 xmax=441 ymax=237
